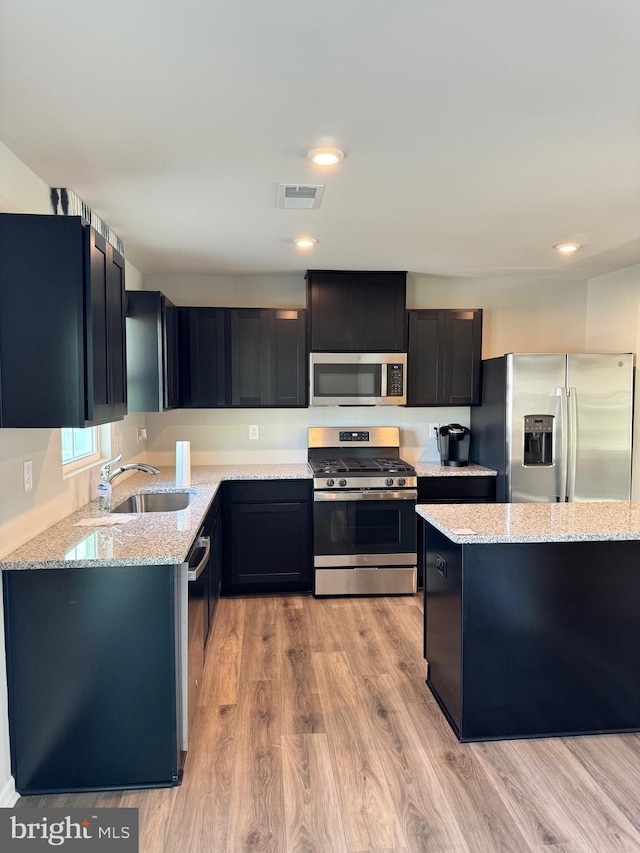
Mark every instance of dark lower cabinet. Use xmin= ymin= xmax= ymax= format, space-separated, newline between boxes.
xmin=222 ymin=480 xmax=312 ymax=594
xmin=407 ymin=309 xmax=482 ymax=406
xmin=3 ymin=565 xmax=180 ymax=794
xmin=417 ymin=475 xmax=496 ymax=504
xmin=423 ymin=522 xmax=640 ymax=741
xmin=0 ymin=214 xmax=127 ymax=427
xmin=416 ymin=475 xmax=496 ymax=588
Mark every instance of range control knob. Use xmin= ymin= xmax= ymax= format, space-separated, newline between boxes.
xmin=385 ymin=477 xmax=394 ymax=487
xmin=326 ymin=479 xmax=335 ymax=487
xmin=338 ymin=478 xmax=347 ymax=487
xmin=398 ymin=478 xmax=406 ymax=486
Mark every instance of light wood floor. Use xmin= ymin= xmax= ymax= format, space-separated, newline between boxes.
xmin=18 ymin=593 xmax=640 ymax=852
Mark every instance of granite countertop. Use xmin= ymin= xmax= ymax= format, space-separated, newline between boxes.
xmin=413 ymin=462 xmax=495 ymax=477
xmin=2 ymin=460 xmax=496 ymax=571
xmin=0 ymin=463 xmax=310 ymax=571
xmin=417 ymin=501 xmax=640 ymax=544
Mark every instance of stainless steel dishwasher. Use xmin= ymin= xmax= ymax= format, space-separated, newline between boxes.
xmin=179 ymin=531 xmax=211 ymax=764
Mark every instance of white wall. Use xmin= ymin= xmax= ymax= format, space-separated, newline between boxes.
xmin=586 ymin=264 xmax=640 ymax=352
xmin=408 ymin=273 xmax=589 ymax=358
xmin=144 ymin=272 xmax=305 ymax=309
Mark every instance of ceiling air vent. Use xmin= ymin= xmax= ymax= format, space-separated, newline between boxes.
xmin=277 ymin=183 xmax=325 ymax=210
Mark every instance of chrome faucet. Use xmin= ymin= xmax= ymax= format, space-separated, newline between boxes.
xmin=100 ymin=454 xmax=160 ymax=484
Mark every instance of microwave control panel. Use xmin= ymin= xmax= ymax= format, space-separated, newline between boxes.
xmin=387 ymin=363 xmax=404 ymax=396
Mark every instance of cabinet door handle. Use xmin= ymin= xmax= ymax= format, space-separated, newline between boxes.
xmin=187 ymin=536 xmax=211 ymax=580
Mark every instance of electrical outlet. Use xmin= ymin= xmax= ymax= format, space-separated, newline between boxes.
xmin=429 ymin=422 xmax=440 ymax=438
xmin=137 ymin=428 xmax=147 ymax=443
xmin=23 ymin=460 xmax=33 ymax=492
xmin=115 ymin=434 xmax=122 ymax=455
xmin=249 ymin=424 xmax=259 ymax=440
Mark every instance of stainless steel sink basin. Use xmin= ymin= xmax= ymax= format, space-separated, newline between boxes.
xmin=111 ymin=491 xmax=192 ymax=513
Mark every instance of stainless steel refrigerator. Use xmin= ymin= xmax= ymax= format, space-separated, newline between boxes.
xmin=470 ymin=353 xmax=634 ymax=502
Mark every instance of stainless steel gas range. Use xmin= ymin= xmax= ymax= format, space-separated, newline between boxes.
xmin=308 ymin=426 xmax=417 ymax=596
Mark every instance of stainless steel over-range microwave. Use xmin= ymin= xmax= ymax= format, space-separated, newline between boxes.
xmin=309 ymin=352 xmax=407 ymax=406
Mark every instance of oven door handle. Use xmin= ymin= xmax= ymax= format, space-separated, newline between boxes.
xmin=313 ymin=490 xmax=417 ymax=502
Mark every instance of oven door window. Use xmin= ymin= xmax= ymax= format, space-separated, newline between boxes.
xmin=313 ymin=363 xmax=382 ymax=399
xmin=314 ymin=499 xmax=416 ymax=556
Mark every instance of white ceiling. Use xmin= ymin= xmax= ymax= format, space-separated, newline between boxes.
xmin=1 ymin=0 xmax=639 ymax=280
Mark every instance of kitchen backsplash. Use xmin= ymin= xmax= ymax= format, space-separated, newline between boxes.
xmin=142 ymin=405 xmax=471 ymax=466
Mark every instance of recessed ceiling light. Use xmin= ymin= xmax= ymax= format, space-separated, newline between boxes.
xmin=293 ymin=237 xmax=318 ymax=249
xmin=554 ymin=242 xmax=581 ymax=253
xmin=307 ymin=147 xmax=345 ymax=167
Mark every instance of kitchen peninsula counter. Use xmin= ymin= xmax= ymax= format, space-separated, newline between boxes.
xmin=0 ymin=463 xmax=310 ymax=570
xmin=417 ymin=500 xmax=640 ymax=742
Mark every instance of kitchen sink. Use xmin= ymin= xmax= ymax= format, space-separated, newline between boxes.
xmin=111 ymin=491 xmax=192 ymax=513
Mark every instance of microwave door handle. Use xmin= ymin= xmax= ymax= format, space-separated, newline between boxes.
xmin=381 ymin=364 xmax=388 ymax=398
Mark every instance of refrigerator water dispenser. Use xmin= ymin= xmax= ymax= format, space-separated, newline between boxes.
xmin=523 ymin=415 xmax=553 ymax=465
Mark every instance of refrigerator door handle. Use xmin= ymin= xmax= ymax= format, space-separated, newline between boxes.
xmin=556 ymin=387 xmax=568 ymax=502
xmin=566 ymin=386 xmax=577 ymax=502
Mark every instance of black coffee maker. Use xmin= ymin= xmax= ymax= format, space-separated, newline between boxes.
xmin=437 ymin=423 xmax=471 ymax=467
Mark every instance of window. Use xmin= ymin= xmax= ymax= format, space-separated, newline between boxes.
xmin=61 ymin=425 xmax=113 ymax=474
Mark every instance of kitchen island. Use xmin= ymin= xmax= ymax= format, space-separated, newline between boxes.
xmin=417 ymin=501 xmax=640 ymax=742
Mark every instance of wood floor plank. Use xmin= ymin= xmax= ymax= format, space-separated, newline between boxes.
xmin=367 ymin=598 xmax=425 ymax=682
xmin=199 ymin=597 xmax=246 ymax=706
xmin=238 ymin=596 xmax=281 ymax=683
xmin=396 ymin=679 xmax=533 ymax=852
xmin=277 ymin=601 xmax=325 ymax=735
xmin=470 ymin=739 xmax=585 ymax=848
xmin=312 ymin=650 xmax=407 ymax=851
xmin=358 ymin=673 xmax=473 ymax=852
xmin=281 ymin=733 xmax=348 ymax=852
xmin=327 ymin=598 xmax=395 ymax=678
xmin=178 ymin=704 xmax=238 ymax=803
xmin=303 ymin=595 xmax=353 ymax=653
xmin=116 ymin=788 xmax=178 ymax=853
xmin=227 ymin=678 xmax=285 ymax=852
xmin=505 ymin=737 xmax=640 ymax=852
xmin=563 ymin=734 xmax=640 ymax=832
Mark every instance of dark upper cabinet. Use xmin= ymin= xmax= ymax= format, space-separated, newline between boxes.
xmin=0 ymin=213 xmax=126 ymax=427
xmin=177 ymin=307 xmax=227 ymax=408
xmin=307 ymin=270 xmax=407 ymax=352
xmin=178 ymin=306 xmax=307 ymax=408
xmin=407 ymin=309 xmax=482 ymax=406
xmin=126 ymin=291 xmax=179 ymax=412
xmin=229 ymin=308 xmax=307 ymax=407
